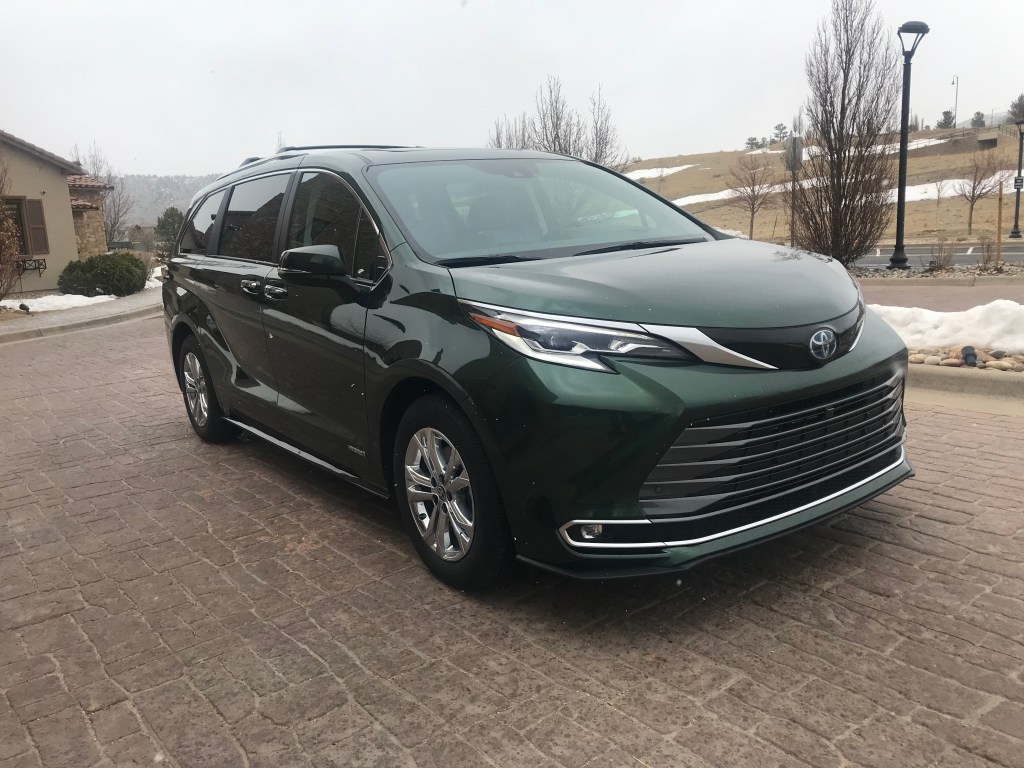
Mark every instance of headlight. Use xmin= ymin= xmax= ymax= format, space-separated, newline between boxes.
xmin=461 ymin=301 xmax=695 ymax=372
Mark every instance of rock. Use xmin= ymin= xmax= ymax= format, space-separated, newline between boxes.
xmin=991 ymin=350 xmax=1006 ymax=359
xmin=961 ymin=346 xmax=976 ymax=366
xmin=939 ymin=358 xmax=963 ymax=367
xmin=987 ymin=360 xmax=1014 ymax=371
xmin=1014 ymin=364 xmax=1024 ymax=373
xmin=976 ymin=349 xmax=994 ymax=363
xmin=908 ymin=353 xmax=927 ymax=364
xmin=977 ymin=361 xmax=987 ymax=369
xmin=924 ymin=356 xmax=941 ymax=366
xmin=946 ymin=347 xmax=964 ymax=360
xmin=1011 ymin=355 xmax=1024 ymax=364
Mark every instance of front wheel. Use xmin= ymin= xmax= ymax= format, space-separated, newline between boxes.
xmin=393 ymin=395 xmax=512 ymax=590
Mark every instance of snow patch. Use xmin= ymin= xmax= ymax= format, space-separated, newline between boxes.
xmin=626 ymin=165 xmax=695 ymax=181
xmin=871 ymin=301 xmax=1024 ymax=354
xmin=715 ymin=228 xmax=749 ymax=239
xmin=2 ymin=293 xmax=117 ymax=313
xmin=673 ymin=189 xmax=736 ymax=207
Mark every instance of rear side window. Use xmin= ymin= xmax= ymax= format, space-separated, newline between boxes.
xmin=220 ymin=175 xmax=289 ymax=262
xmin=180 ymin=190 xmax=225 ymax=255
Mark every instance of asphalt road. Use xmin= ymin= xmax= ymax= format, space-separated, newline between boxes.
xmin=859 ymin=243 xmax=1024 ymax=268
xmin=1 ymin=316 xmax=1023 ymax=767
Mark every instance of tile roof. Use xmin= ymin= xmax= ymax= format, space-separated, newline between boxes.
xmin=70 ymin=198 xmax=100 ymax=210
xmin=68 ymin=175 xmax=113 ymax=190
xmin=0 ymin=128 xmax=85 ymax=175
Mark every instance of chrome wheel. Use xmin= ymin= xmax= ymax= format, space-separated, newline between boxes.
xmin=404 ymin=427 xmax=474 ymax=561
xmin=182 ymin=352 xmax=210 ymax=428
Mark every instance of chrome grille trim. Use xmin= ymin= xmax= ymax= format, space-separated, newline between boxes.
xmin=641 ymin=371 xmax=905 ymax=509
xmin=559 ymin=448 xmax=906 ymax=550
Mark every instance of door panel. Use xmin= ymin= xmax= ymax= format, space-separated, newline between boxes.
xmin=263 ymin=171 xmax=372 ymax=473
xmin=186 ymin=174 xmax=290 ymax=431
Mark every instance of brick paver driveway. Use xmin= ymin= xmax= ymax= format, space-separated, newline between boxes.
xmin=1 ymin=317 xmax=1022 ymax=768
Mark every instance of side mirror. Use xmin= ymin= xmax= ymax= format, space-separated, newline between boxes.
xmin=279 ymin=244 xmax=347 ymax=277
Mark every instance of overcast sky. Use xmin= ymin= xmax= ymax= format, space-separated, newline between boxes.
xmin=5 ymin=0 xmax=1021 ymax=176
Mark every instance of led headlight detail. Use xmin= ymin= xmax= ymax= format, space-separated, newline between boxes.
xmin=462 ymin=301 xmax=694 ymax=372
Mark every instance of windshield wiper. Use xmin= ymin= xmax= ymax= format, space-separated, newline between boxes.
xmin=436 ymin=254 xmax=539 ymax=267
xmin=571 ymin=237 xmax=708 ymax=257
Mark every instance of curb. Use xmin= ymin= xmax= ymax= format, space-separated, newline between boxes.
xmin=857 ymin=276 xmax=1024 ymax=287
xmin=907 ymin=363 xmax=1024 ymax=398
xmin=0 ymin=304 xmax=162 ymax=346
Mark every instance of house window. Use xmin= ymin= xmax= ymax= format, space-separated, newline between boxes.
xmin=1 ymin=198 xmax=48 ymax=256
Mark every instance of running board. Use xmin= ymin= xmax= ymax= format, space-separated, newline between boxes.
xmin=223 ymin=418 xmax=389 ymax=498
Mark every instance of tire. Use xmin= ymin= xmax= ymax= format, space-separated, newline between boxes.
xmin=177 ymin=335 xmax=236 ymax=443
xmin=393 ymin=395 xmax=513 ymax=590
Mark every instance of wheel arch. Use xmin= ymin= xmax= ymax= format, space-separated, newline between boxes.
xmin=375 ymin=367 xmax=496 ymax=495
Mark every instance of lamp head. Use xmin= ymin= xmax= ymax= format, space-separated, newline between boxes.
xmin=898 ymin=21 xmax=929 ymax=57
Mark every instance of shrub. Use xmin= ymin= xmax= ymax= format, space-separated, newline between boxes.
xmin=57 ymin=251 xmax=148 ymax=297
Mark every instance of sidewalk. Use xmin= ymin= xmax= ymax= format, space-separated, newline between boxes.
xmin=0 ymin=285 xmax=161 ymax=345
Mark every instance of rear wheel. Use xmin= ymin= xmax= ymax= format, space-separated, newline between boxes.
xmin=394 ymin=395 xmax=512 ymax=590
xmin=178 ymin=335 xmax=236 ymax=443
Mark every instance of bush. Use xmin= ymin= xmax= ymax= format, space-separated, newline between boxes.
xmin=58 ymin=251 xmax=148 ymax=297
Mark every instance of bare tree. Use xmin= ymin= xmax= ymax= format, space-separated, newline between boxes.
xmin=488 ymin=76 xmax=629 ymax=170
xmin=70 ymin=142 xmax=135 ymax=244
xmin=934 ymin=178 xmax=948 ymax=227
xmin=789 ymin=0 xmax=900 ymax=266
xmin=728 ymin=154 xmax=776 ymax=239
xmin=953 ymin=151 xmax=1010 ymax=234
xmin=0 ymin=148 xmax=22 ymax=300
xmin=783 ymin=110 xmax=805 ymax=246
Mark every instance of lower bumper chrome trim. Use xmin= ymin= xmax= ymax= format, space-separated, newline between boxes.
xmin=559 ymin=447 xmax=907 ymax=551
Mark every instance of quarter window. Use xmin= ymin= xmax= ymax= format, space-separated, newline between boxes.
xmin=180 ymin=190 xmax=225 ymax=255
xmin=221 ymin=175 xmax=289 ymax=262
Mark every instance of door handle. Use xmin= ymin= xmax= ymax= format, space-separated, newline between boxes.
xmin=263 ymin=285 xmax=288 ymax=300
xmin=240 ymin=279 xmax=261 ymax=295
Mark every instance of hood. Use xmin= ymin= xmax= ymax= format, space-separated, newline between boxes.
xmin=449 ymin=239 xmax=860 ymax=329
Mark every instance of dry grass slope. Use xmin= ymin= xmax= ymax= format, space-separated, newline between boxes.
xmin=628 ymin=127 xmax=1020 ymax=245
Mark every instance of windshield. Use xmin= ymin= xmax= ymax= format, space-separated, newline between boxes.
xmin=367 ymin=157 xmax=711 ymax=264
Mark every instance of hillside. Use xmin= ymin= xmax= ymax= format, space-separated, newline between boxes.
xmin=123 ymin=173 xmax=219 ymax=226
xmin=626 ymin=126 xmax=1022 ymax=245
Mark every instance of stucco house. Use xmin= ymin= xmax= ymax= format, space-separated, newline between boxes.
xmin=0 ymin=129 xmax=110 ymax=293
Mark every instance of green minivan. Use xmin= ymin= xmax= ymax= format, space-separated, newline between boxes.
xmin=163 ymin=146 xmax=911 ymax=589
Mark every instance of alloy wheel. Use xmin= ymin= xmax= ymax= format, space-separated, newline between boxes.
xmin=182 ymin=352 xmax=210 ymax=428
xmin=404 ymin=427 xmax=475 ymax=561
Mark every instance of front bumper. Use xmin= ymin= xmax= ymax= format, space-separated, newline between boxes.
xmin=463 ymin=310 xmax=911 ymax=577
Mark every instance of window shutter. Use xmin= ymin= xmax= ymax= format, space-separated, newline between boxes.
xmin=25 ymin=200 xmax=49 ymax=255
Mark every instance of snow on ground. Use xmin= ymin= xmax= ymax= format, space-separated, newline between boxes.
xmin=1 ymin=293 xmax=116 ymax=312
xmin=1 ymin=268 xmax=163 ymax=314
xmin=673 ymin=189 xmax=736 ymax=207
xmin=891 ymin=171 xmax=1016 ymax=203
xmin=871 ymin=300 xmax=1024 ymax=354
xmin=625 ymin=164 xmax=695 ymax=181
xmin=715 ymin=228 xmax=748 ymax=239
xmin=145 ymin=266 xmax=162 ymax=289
xmin=876 ymin=137 xmax=948 ymax=154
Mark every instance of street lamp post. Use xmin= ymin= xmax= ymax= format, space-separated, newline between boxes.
xmin=951 ymin=76 xmax=959 ymax=128
xmin=889 ymin=21 xmax=930 ymax=270
xmin=1010 ymin=118 xmax=1024 ymax=239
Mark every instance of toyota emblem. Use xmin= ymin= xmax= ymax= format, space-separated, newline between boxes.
xmin=809 ymin=328 xmax=838 ymax=362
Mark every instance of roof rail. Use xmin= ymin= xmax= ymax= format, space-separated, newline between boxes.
xmin=276 ymin=144 xmax=410 ymax=153
xmin=239 ymin=156 xmax=261 ymax=167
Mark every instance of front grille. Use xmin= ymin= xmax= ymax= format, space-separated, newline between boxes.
xmin=640 ymin=370 xmax=906 ymax=527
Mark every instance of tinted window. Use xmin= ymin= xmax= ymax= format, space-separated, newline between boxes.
xmin=180 ymin=190 xmax=225 ymax=255
xmin=353 ymin=210 xmax=387 ymax=282
xmin=369 ymin=158 xmax=709 ymax=263
xmin=287 ymin=172 xmax=361 ymax=275
xmin=221 ymin=175 xmax=289 ymax=262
